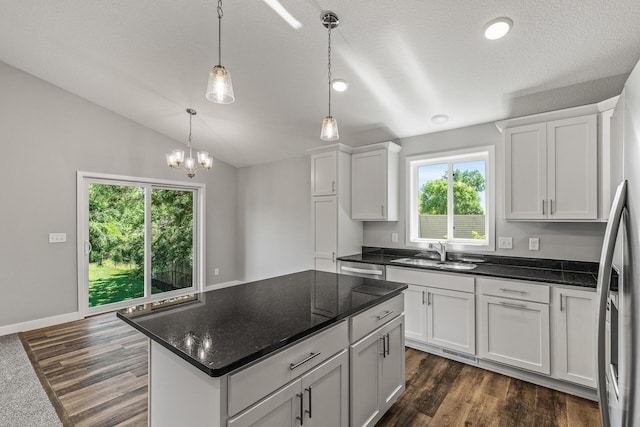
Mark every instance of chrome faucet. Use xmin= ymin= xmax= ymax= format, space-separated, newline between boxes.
xmin=429 ymin=242 xmax=447 ymax=262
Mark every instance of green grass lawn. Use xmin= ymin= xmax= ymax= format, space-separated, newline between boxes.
xmin=89 ymin=262 xmax=144 ymax=307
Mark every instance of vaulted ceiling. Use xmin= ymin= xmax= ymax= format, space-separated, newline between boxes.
xmin=2 ymin=0 xmax=639 ymax=167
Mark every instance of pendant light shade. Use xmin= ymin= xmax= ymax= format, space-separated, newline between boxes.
xmin=206 ymin=0 xmax=235 ymax=104
xmin=206 ymin=65 xmax=234 ymax=104
xmin=320 ymin=116 xmax=339 ymax=141
xmin=320 ymin=11 xmax=339 ymax=141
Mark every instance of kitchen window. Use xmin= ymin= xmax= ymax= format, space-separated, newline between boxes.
xmin=406 ymin=146 xmax=495 ymax=251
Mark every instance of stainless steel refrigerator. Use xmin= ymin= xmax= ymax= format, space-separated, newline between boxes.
xmin=596 ymin=57 xmax=640 ymax=427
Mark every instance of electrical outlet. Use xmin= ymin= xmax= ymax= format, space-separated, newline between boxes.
xmin=391 ymin=233 xmax=398 ymax=243
xmin=49 ymin=233 xmax=67 ymax=243
xmin=498 ymin=237 xmax=513 ymax=249
xmin=214 ymin=268 xmax=220 ymax=276
xmin=529 ymin=237 xmax=540 ymax=251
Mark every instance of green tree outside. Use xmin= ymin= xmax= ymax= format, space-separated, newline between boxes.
xmin=419 ymin=169 xmax=485 ymax=215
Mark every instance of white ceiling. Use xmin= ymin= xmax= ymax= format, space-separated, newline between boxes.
xmin=2 ymin=0 xmax=639 ymax=167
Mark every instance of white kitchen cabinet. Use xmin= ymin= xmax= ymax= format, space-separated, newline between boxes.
xmin=308 ymin=144 xmax=363 ymax=273
xmin=552 ymin=288 xmax=596 ymax=388
xmin=478 ymin=294 xmax=550 ymax=375
xmin=311 ymin=151 xmax=337 ymax=196
xmin=351 ymin=314 xmax=405 ymax=427
xmin=351 ymin=142 xmax=401 ymax=221
xmin=504 ymin=114 xmax=597 ymax=220
xmin=229 ymin=350 xmax=349 ymax=427
xmin=426 ymin=287 xmax=475 ymax=355
xmin=403 ymin=285 xmax=428 ymax=342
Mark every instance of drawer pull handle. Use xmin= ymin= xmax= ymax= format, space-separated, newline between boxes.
xmin=290 ymin=352 xmax=322 ymax=371
xmin=376 ymin=310 xmax=394 ymax=321
xmin=296 ymin=392 xmax=304 ymax=424
xmin=499 ymin=288 xmax=527 ymax=294
xmin=305 ymin=386 xmax=313 ymax=418
xmin=499 ymin=301 xmax=527 ymax=309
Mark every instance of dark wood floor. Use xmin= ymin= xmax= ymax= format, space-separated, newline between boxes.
xmin=20 ymin=313 xmax=601 ymax=427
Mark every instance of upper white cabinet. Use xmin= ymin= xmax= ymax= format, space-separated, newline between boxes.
xmin=311 ymin=151 xmax=337 ymax=196
xmin=351 ymin=142 xmax=401 ymax=221
xmin=504 ymin=114 xmax=597 ymax=220
xmin=552 ymin=288 xmax=596 ymax=388
xmin=308 ymin=144 xmax=363 ymax=273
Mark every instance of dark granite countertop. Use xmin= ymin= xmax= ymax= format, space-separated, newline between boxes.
xmin=338 ymin=247 xmax=615 ymax=290
xmin=117 ymin=270 xmax=407 ymax=377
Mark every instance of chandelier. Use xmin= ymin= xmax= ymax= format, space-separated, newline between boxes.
xmin=165 ymin=109 xmax=213 ymax=178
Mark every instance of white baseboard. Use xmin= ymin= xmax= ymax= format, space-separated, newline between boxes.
xmin=204 ymin=280 xmax=244 ymax=291
xmin=0 ymin=312 xmax=82 ymax=337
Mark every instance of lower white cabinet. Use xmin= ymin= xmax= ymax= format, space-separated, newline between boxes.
xmin=403 ymin=285 xmax=427 ymax=342
xmin=479 ymin=294 xmax=550 ymax=375
xmin=351 ymin=314 xmax=405 ymax=427
xmin=552 ymin=288 xmax=597 ymax=387
xmin=426 ymin=287 xmax=475 ymax=355
xmin=228 ymin=350 xmax=349 ymax=427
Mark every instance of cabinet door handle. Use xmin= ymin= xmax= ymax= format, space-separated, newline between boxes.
xmin=550 ymin=199 xmax=554 ymax=215
xmin=379 ymin=336 xmax=386 ymax=357
xmin=499 ymin=301 xmax=527 ymax=309
xmin=542 ymin=199 xmax=545 ymax=215
xmin=499 ymin=288 xmax=527 ymax=294
xmin=290 ymin=352 xmax=322 ymax=370
xmin=422 ymin=291 xmax=426 ymax=305
xmin=332 ymin=181 xmax=335 ymax=192
xmin=386 ymin=333 xmax=390 ymax=356
xmin=305 ymin=387 xmax=312 ymax=418
xmin=296 ymin=392 xmax=304 ymax=424
xmin=560 ymin=293 xmax=564 ymax=311
xmin=376 ymin=310 xmax=394 ymax=321
xmin=381 ymin=205 xmax=384 ymax=217
xmin=427 ymin=292 xmax=431 ymax=305
xmin=332 ymin=252 xmax=336 ymax=263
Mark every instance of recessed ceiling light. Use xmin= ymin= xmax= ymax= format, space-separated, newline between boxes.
xmin=331 ymin=79 xmax=349 ymax=92
xmin=484 ymin=17 xmax=513 ymax=40
xmin=431 ymin=114 xmax=449 ymax=125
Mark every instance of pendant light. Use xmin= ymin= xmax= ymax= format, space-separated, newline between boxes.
xmin=320 ymin=11 xmax=339 ymax=141
xmin=206 ymin=0 xmax=235 ymax=104
xmin=165 ymin=109 xmax=213 ymax=178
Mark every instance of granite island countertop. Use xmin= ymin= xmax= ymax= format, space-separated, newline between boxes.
xmin=338 ymin=247 xmax=613 ymax=290
xmin=117 ymin=270 xmax=407 ymax=377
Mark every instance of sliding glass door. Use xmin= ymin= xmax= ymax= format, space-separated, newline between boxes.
xmin=78 ymin=173 xmax=204 ymax=316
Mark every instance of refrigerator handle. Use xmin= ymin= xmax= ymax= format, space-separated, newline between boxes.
xmin=596 ymin=180 xmax=627 ymax=427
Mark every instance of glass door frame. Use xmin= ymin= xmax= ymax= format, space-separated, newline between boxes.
xmin=76 ymin=171 xmax=206 ymax=317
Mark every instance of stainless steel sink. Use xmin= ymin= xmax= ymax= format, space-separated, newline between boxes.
xmin=390 ymin=258 xmax=477 ymax=270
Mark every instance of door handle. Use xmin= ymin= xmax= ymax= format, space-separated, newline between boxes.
xmin=305 ymin=386 xmax=312 ymax=418
xmin=542 ymin=199 xmax=545 ymax=215
xmin=379 ymin=336 xmax=386 ymax=357
xmin=422 ymin=291 xmax=426 ymax=305
xmin=84 ymin=241 xmax=92 ymax=256
xmin=550 ymin=199 xmax=554 ymax=215
xmin=296 ymin=393 xmax=304 ymax=425
xmin=385 ymin=333 xmax=390 ymax=356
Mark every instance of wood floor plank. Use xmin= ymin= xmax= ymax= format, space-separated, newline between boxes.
xmin=21 ymin=315 xmax=602 ymax=427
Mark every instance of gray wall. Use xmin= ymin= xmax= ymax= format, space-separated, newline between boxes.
xmin=364 ymin=122 xmax=607 ymax=261
xmin=0 ymin=62 xmax=237 ymax=327
xmin=237 ymin=156 xmax=313 ymax=282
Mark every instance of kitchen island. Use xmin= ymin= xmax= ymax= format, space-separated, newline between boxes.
xmin=117 ymin=270 xmax=407 ymax=427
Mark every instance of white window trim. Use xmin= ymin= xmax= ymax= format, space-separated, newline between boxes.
xmin=76 ymin=171 xmax=206 ymax=317
xmin=405 ymin=146 xmax=495 ymax=252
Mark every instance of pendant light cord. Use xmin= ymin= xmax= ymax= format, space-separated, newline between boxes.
xmin=327 ymin=22 xmax=332 ymax=117
xmin=217 ymin=0 xmax=223 ymax=66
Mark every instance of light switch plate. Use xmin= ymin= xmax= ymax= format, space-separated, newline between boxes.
xmin=498 ymin=236 xmax=513 ymax=249
xmin=391 ymin=233 xmax=398 ymax=243
xmin=529 ymin=237 xmax=540 ymax=251
xmin=49 ymin=233 xmax=67 ymax=243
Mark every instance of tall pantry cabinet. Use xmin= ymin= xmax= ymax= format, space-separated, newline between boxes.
xmin=309 ymin=144 xmax=363 ymax=273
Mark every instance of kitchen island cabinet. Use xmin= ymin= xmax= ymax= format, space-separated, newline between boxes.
xmin=117 ymin=270 xmax=406 ymax=427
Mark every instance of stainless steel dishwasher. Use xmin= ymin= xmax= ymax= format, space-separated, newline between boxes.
xmin=338 ymin=260 xmax=386 ymax=280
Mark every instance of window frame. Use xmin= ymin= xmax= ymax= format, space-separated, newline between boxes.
xmin=405 ymin=146 xmax=495 ymax=251
xmin=76 ymin=171 xmax=206 ymax=317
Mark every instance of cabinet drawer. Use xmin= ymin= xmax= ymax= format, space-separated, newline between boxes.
xmin=227 ymin=321 xmax=349 ymax=417
xmin=351 ymin=294 xmax=403 ymax=343
xmin=479 ymin=277 xmax=549 ymax=303
xmin=387 ymin=267 xmax=474 ymax=293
